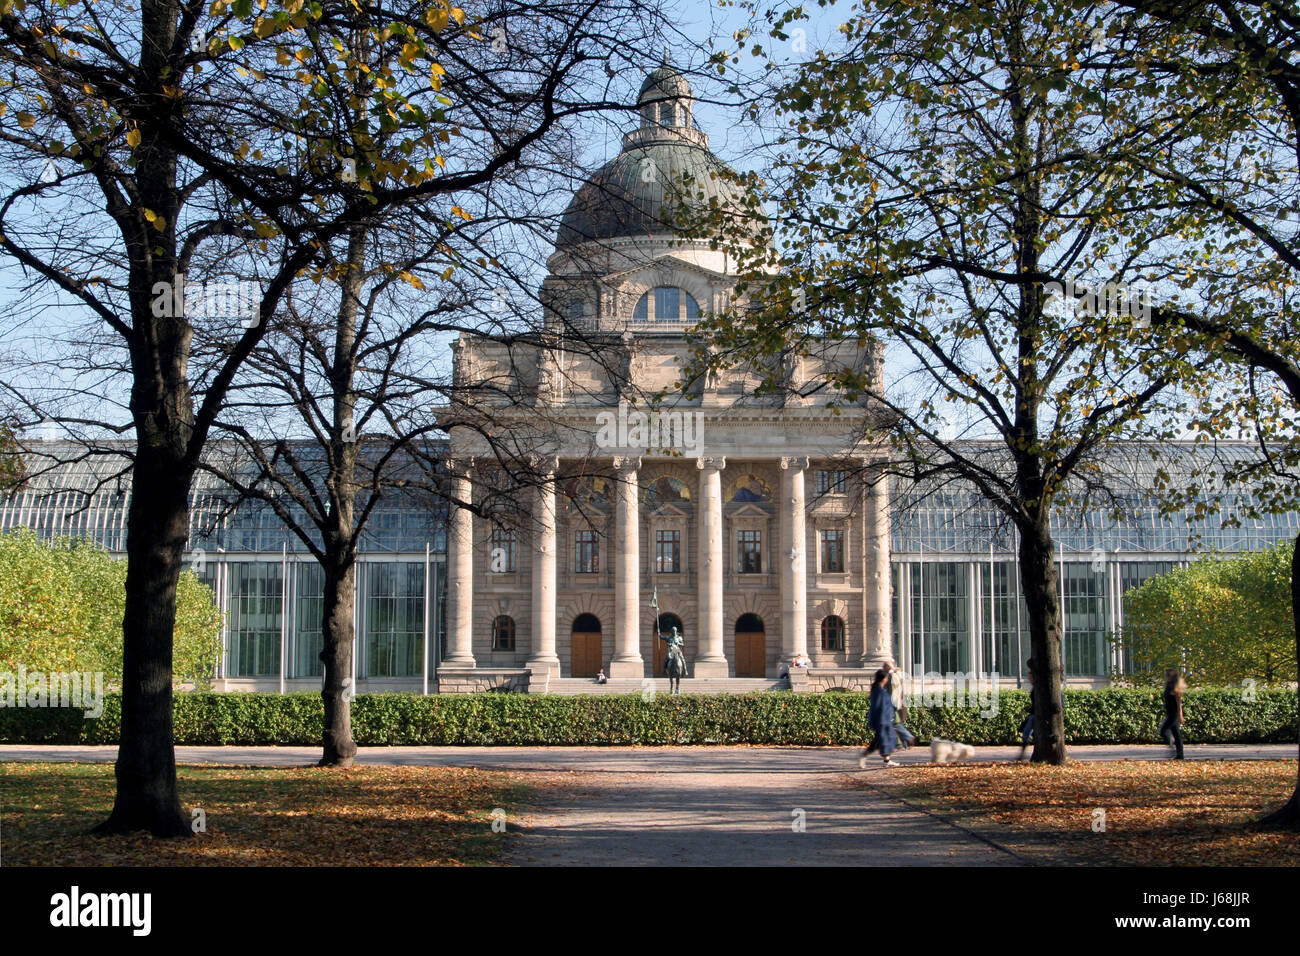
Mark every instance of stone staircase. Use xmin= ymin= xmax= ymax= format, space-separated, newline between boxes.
xmin=538 ymin=677 xmax=789 ymax=695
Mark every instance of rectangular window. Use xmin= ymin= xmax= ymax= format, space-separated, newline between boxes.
xmin=365 ymin=562 xmax=424 ymax=678
xmin=910 ymin=562 xmax=971 ymax=674
xmin=655 ymin=529 xmax=680 ymax=573
xmin=817 ymin=469 xmax=847 ymax=494
xmin=820 ymin=529 xmax=845 ymax=573
xmin=1062 ymin=562 xmax=1108 ymax=678
xmin=490 ymin=528 xmax=517 ymax=573
xmin=737 ymin=530 xmax=762 ymax=574
xmin=295 ymin=563 xmax=324 ymax=678
xmin=227 ymin=562 xmax=283 ymax=678
xmin=575 ymin=530 xmax=599 ymax=573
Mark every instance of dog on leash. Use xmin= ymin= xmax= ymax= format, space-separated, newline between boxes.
xmin=929 ymin=738 xmax=976 ymax=763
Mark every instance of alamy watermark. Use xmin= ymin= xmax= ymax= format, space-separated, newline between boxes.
xmin=595 ymin=400 xmax=704 ymax=457
xmin=905 ymin=670 xmax=1001 ymax=718
xmin=0 ymin=666 xmax=104 ymax=718
xmin=1044 ymin=279 xmax=1151 ymax=328
xmin=151 ymin=273 xmax=262 ymax=328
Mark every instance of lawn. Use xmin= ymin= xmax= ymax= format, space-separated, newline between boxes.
xmin=0 ymin=761 xmax=546 ymax=866
xmin=855 ymin=759 xmax=1300 ymax=866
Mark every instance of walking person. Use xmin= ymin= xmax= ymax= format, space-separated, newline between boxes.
xmin=1017 ymin=660 xmax=1035 ymax=761
xmin=1017 ymin=658 xmax=1067 ymax=760
xmin=861 ymin=669 xmax=899 ymax=767
xmin=862 ymin=661 xmax=914 ymax=755
xmin=1159 ymin=668 xmax=1186 ymax=759
xmin=887 ymin=662 xmax=915 ymax=749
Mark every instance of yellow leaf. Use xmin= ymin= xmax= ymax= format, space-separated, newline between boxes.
xmin=126 ymin=129 xmax=141 ymax=148
xmin=17 ymin=112 xmax=36 ymax=129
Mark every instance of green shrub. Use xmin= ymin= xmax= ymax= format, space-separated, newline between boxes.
xmin=0 ymin=528 xmax=223 ymax=687
xmin=1 ymin=688 xmax=1294 ymax=746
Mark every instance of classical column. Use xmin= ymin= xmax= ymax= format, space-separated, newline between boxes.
xmin=609 ymin=456 xmax=644 ymax=678
xmin=780 ymin=456 xmax=810 ymax=665
xmin=694 ymin=455 xmax=729 ymax=677
xmin=527 ymin=461 xmax=560 ymax=678
xmin=861 ymin=459 xmax=894 ymax=669
xmin=442 ymin=461 xmax=476 ymax=668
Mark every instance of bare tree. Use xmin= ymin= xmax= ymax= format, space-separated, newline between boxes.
xmin=0 ymin=0 xmax=670 ymax=835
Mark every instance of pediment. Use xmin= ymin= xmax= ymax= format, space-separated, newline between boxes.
xmin=649 ymin=502 xmax=690 ymax=519
xmin=730 ymin=503 xmax=770 ymax=518
xmin=600 ymin=254 xmax=732 ymax=286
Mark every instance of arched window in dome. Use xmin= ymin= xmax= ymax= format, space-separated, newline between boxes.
xmin=633 ymin=287 xmax=701 ymax=324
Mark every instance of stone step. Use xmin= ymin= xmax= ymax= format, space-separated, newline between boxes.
xmin=538 ymin=677 xmax=789 ymax=695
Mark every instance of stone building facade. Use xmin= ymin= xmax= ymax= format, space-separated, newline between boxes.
xmin=438 ymin=64 xmax=894 ymax=691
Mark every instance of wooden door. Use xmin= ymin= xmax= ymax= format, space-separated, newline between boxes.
xmin=735 ymin=630 xmax=766 ymax=678
xmin=571 ymin=629 xmax=602 ymax=678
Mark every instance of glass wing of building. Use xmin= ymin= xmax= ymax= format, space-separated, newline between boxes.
xmin=4 ymin=439 xmax=1297 ymax=688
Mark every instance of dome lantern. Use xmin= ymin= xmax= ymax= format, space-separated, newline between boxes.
xmin=637 ymin=55 xmax=694 ymax=133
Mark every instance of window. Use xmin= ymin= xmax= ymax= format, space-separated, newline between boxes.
xmin=817 ymin=469 xmax=846 ymax=494
xmin=821 ymin=615 xmax=846 ymax=652
xmin=658 ymin=101 xmax=675 ymax=125
xmin=655 ymin=529 xmax=680 ymax=573
xmin=575 ymin=530 xmax=599 ymax=573
xmin=295 ymin=563 xmax=324 ymax=678
xmin=490 ymin=528 xmax=517 ymax=573
xmin=737 ymin=530 xmax=762 ymax=573
xmin=633 ymin=286 xmax=702 ymax=323
xmin=365 ymin=562 xmax=424 ymax=678
xmin=227 ymin=562 xmax=283 ymax=678
xmin=820 ymin=529 xmax=845 ymax=573
xmin=492 ymin=615 xmax=516 ymax=651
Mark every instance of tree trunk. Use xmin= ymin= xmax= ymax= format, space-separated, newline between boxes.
xmin=1018 ymin=517 xmax=1068 ymax=765
xmin=93 ymin=441 xmax=193 ymax=837
xmin=317 ymin=224 xmax=366 ymax=768
xmin=319 ymin=549 xmax=358 ymax=767
xmin=1259 ymin=527 xmax=1300 ymax=827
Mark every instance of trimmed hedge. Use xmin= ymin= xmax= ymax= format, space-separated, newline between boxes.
xmin=1 ymin=688 xmax=1295 ymax=746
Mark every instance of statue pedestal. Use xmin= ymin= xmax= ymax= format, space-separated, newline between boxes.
xmin=607 ymin=659 xmax=645 ymax=680
xmin=690 ymin=659 xmax=729 ymax=679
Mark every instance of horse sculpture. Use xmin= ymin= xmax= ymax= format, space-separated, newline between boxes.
xmin=660 ymin=626 xmax=687 ymax=695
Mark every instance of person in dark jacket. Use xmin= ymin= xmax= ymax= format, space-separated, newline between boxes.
xmin=861 ymin=669 xmax=898 ymax=767
xmin=1159 ymin=668 xmax=1186 ymax=759
xmin=1017 ymin=660 xmax=1036 ymax=761
xmin=1018 ymin=658 xmax=1067 ymax=761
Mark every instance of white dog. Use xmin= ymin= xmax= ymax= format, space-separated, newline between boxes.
xmin=930 ymin=738 xmax=976 ymax=763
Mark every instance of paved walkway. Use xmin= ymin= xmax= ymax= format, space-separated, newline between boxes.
xmin=0 ymin=743 xmax=1291 ymax=770
xmin=3 ymin=745 xmax=1291 ymax=866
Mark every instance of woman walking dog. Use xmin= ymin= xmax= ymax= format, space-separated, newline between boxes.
xmin=861 ymin=669 xmax=898 ymax=767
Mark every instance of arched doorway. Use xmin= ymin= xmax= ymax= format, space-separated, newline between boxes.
xmin=571 ymin=613 xmax=603 ymax=678
xmin=655 ymin=613 xmax=684 ymax=675
xmin=735 ymin=613 xmax=766 ymax=678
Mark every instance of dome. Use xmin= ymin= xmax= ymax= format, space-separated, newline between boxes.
xmin=555 ymin=142 xmax=749 ymax=249
xmin=555 ymin=62 xmax=757 ymax=250
xmin=639 ymin=65 xmax=693 ymax=106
